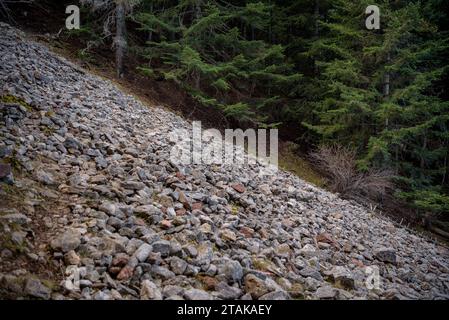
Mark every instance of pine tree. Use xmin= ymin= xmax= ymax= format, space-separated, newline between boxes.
xmin=301 ymin=0 xmax=449 ymax=215
xmin=134 ymin=0 xmax=302 ymax=125
xmin=362 ymin=1 xmax=449 ymax=215
xmin=302 ymin=0 xmax=380 ymax=150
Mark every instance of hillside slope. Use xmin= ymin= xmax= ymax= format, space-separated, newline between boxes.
xmin=1 ymin=23 xmax=448 ymax=300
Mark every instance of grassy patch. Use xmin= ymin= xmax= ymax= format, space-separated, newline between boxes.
xmin=229 ymin=202 xmax=240 ymax=215
xmin=76 ymin=49 xmax=95 ymax=64
xmin=0 ymin=232 xmax=27 ymax=254
xmin=279 ymin=142 xmax=324 ymax=187
xmin=252 ymin=257 xmax=275 ymax=272
xmin=45 ymin=110 xmax=55 ymax=117
xmin=41 ymin=125 xmax=55 ymax=136
xmin=0 ymin=94 xmax=33 ymax=111
xmin=0 ymin=182 xmax=17 ymax=194
xmin=41 ymin=279 xmax=59 ymax=291
xmin=2 ymin=152 xmax=22 ymax=172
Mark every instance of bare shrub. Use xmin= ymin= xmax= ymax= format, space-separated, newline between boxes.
xmin=310 ymin=144 xmax=393 ymax=203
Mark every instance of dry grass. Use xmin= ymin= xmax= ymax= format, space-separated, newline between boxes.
xmin=279 ymin=142 xmax=325 ymax=187
xmin=310 ymin=144 xmax=393 ymax=203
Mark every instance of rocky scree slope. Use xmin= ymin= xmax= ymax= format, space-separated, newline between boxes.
xmin=0 ymin=23 xmax=448 ymax=300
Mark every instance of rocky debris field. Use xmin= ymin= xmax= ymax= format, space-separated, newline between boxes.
xmin=0 ymin=22 xmax=448 ymax=300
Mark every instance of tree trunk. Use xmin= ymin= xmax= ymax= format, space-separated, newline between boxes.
xmin=383 ymin=73 xmax=390 ymax=96
xmin=313 ymin=0 xmax=319 ymax=75
xmin=383 ymin=52 xmax=391 ymax=96
xmin=115 ymin=1 xmax=126 ymax=78
xmin=147 ymin=2 xmax=153 ymax=42
xmin=420 ymin=134 xmax=427 ymax=169
xmin=442 ymin=146 xmax=448 ymax=186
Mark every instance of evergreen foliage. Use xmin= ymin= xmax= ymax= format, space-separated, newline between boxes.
xmin=133 ymin=0 xmax=302 ymax=125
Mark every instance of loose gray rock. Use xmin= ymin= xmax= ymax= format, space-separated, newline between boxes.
xmin=134 ymin=243 xmax=152 ymax=262
xmin=50 ymin=229 xmax=81 ymax=253
xmin=151 ymin=265 xmax=175 ymax=280
xmin=140 ymin=280 xmax=162 ymax=300
xmin=328 ymin=266 xmax=355 ymax=290
xmin=218 ymin=259 xmax=243 ymax=284
xmin=259 ymin=291 xmax=291 ymax=300
xmin=184 ymin=288 xmax=213 ymax=300
xmin=315 ymin=286 xmax=338 ymax=300
xmin=152 ymin=240 xmax=171 ymax=257
xmin=35 ymin=169 xmax=56 ymax=185
xmin=214 ymin=281 xmax=242 ymax=300
xmin=374 ymin=247 xmax=397 ymax=264
xmin=24 ymin=278 xmax=51 ymax=300
xmin=170 ymin=257 xmax=188 ymax=275
xmin=0 ymin=213 xmax=31 ymax=225
xmin=0 ymin=163 xmax=13 ymax=184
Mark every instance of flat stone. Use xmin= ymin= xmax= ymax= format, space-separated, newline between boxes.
xmin=218 ymin=259 xmax=243 ymax=284
xmin=184 ymin=245 xmax=198 ymax=258
xmin=133 ymin=243 xmax=152 ymax=262
xmin=122 ymin=180 xmax=146 ymax=190
xmin=0 ymin=213 xmax=31 ymax=225
xmin=35 ymin=169 xmax=56 ymax=185
xmin=328 ymin=266 xmax=355 ymax=290
xmin=184 ymin=288 xmax=213 ymax=300
xmin=152 ymin=240 xmax=171 ymax=257
xmin=214 ymin=281 xmax=242 ymax=300
xmin=220 ymin=229 xmax=237 ymax=242
xmin=151 ymin=265 xmax=175 ymax=280
xmin=140 ymin=280 xmax=162 ymax=300
xmin=244 ymin=274 xmax=269 ymax=299
xmin=0 ymin=163 xmax=13 ymax=184
xmin=299 ymin=244 xmax=317 ymax=257
xmin=315 ymin=286 xmax=338 ymax=300
xmin=50 ymin=229 xmax=81 ymax=253
xmin=231 ymin=183 xmax=246 ymax=193
xmin=170 ymin=257 xmax=188 ymax=275
xmin=374 ymin=247 xmax=397 ymax=264
xmin=259 ymin=290 xmax=290 ymax=300
xmin=24 ymin=278 xmax=51 ymax=299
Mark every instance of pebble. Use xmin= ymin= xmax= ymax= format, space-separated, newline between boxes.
xmin=184 ymin=288 xmax=213 ymax=300
xmin=50 ymin=229 xmax=81 ymax=253
xmin=24 ymin=278 xmax=51 ymax=300
xmin=140 ymin=280 xmax=163 ymax=300
xmin=133 ymin=243 xmax=152 ymax=262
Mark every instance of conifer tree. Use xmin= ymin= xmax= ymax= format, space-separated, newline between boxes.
xmin=134 ymin=0 xmax=302 ymax=125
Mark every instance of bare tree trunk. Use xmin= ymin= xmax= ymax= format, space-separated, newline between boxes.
xmin=383 ymin=52 xmax=391 ymax=96
xmin=115 ymin=1 xmax=126 ymax=78
xmin=384 ymin=52 xmax=391 ymax=130
xmin=313 ymin=0 xmax=319 ymax=75
xmin=147 ymin=1 xmax=153 ymax=42
xmin=420 ymin=134 xmax=427 ymax=169
xmin=442 ymin=146 xmax=448 ymax=186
